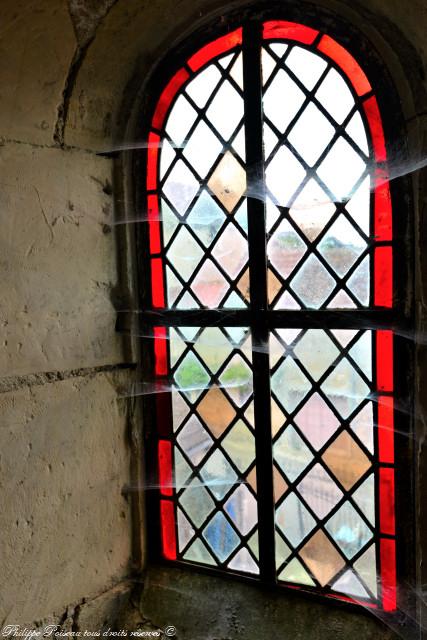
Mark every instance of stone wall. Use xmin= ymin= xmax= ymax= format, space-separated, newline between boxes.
xmin=0 ymin=0 xmax=138 ymax=628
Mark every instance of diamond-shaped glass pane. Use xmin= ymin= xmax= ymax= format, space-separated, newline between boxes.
xmin=183 ymin=538 xmax=216 ymax=565
xmin=177 ymin=507 xmax=195 ymax=552
xmin=293 ymin=393 xmax=340 ymax=450
xmin=271 ymin=357 xmax=311 ymax=413
xmin=348 ymin=331 xmax=372 ymax=380
xmin=219 ymin=355 xmax=252 ymax=407
xmin=268 ymin=219 xmax=306 ymax=279
xmin=274 ymin=425 xmax=313 ymax=482
xmin=199 ymin=449 xmax=238 ymax=500
xmin=346 ymin=176 xmax=370 ymax=236
xmin=230 ymin=53 xmax=243 ymax=91
xmin=297 ymin=463 xmax=343 ymax=519
xmin=347 ymin=255 xmax=370 ymax=305
xmin=350 ymin=403 xmax=374 ymax=453
xmin=176 ymin=415 xmax=213 ymax=466
xmin=165 ymin=94 xmax=197 ymax=146
xmin=325 ymin=501 xmax=373 ymax=559
xmin=266 ymin=145 xmax=306 ymax=206
xmin=183 ymin=121 xmax=223 ymax=179
xmin=285 ymin=46 xmax=328 ymax=90
xmin=196 ymin=387 xmax=236 ymax=439
xmin=273 ymin=466 xmax=288 ymax=502
xmin=191 ymin=260 xmax=229 ymax=307
xmin=290 ymin=254 xmax=336 ymax=308
xmin=275 ymin=290 xmax=301 ymax=309
xmin=315 ymin=68 xmax=355 ymax=124
xmin=278 ymin=558 xmax=315 ymax=586
xmin=321 ymin=359 xmax=370 ymax=419
xmin=288 ymin=103 xmax=335 ymax=167
xmin=222 ymin=420 xmax=255 ymax=474
xmin=353 ymin=474 xmax=375 ymax=526
xmin=264 ymin=69 xmax=305 ymax=133
xmin=289 ymin=179 xmax=336 ymax=242
xmin=206 ymin=80 xmax=243 ymax=140
xmin=174 ymin=448 xmax=192 ymax=489
xmin=354 ymin=544 xmax=378 ymax=597
xmin=166 ymin=226 xmax=204 ymax=280
xmin=228 ymin=548 xmax=258 ymax=574
xmin=262 ymin=47 xmax=277 ymax=85
xmin=293 ymin=330 xmax=339 ymax=381
xmin=300 ymin=530 xmax=346 ymax=586
xmin=194 ymin=328 xmax=233 ymax=373
xmin=332 ymin=570 xmax=370 ymax=599
xmin=185 ymin=197 xmax=223 ymax=249
xmin=202 ymin=512 xmax=240 ymax=562
xmin=160 ymin=138 xmax=176 ymax=180
xmin=276 ymin=532 xmax=292 ymax=568
xmin=346 ymin=112 xmax=369 ymax=155
xmin=172 ymin=391 xmax=190 ymax=429
xmin=179 ymin=478 xmax=215 ymax=528
xmin=317 ymin=216 xmax=366 ymax=277
xmin=186 ymin=64 xmax=222 ymax=108
xmin=174 ymin=351 xmax=210 ymax=400
xmin=327 ymin=290 xmax=356 ymax=309
xmin=322 ymin=431 xmax=371 ymax=491
xmin=232 ymin=126 xmax=246 ymax=162
xmin=176 ymin=290 xmax=199 ymax=309
xmin=208 ymin=151 xmax=246 ymax=212
xmin=224 ymin=484 xmax=257 ymax=535
xmin=317 ymin=137 xmax=366 ymax=202
xmin=276 ymin=493 xmax=316 ymax=547
xmin=163 ymin=160 xmax=199 ymax=214
xmin=212 ymin=224 xmax=247 ymax=279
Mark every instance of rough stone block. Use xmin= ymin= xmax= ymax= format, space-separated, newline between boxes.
xmin=0 ymin=142 xmax=126 ymax=377
xmin=0 ymin=370 xmax=132 ymax=624
xmin=0 ymin=0 xmax=76 ymax=146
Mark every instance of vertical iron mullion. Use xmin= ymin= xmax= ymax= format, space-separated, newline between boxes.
xmin=243 ymin=21 xmax=276 ymax=585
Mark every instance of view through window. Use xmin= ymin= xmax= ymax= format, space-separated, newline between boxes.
xmin=141 ymin=19 xmax=396 ymax=612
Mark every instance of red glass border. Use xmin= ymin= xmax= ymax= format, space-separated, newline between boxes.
xmin=154 ymin=326 xmax=168 ymax=375
xmin=151 ymin=258 xmax=166 ymax=308
xmin=378 ymin=396 xmax=394 ymax=464
xmin=146 ymin=132 xmax=160 ymax=191
xmin=374 ymin=247 xmax=393 ymax=308
xmin=374 ymin=172 xmax=392 ymax=242
xmin=160 ymin=499 xmax=177 ymax=560
xmin=363 ymin=96 xmax=387 ymax=162
xmin=263 ymin=20 xmax=319 ymax=45
xmin=379 ymin=467 xmax=396 ymax=536
xmin=380 ymin=538 xmax=397 ymax=612
xmin=148 ymin=194 xmax=162 ymax=254
xmin=158 ymin=440 xmax=174 ymax=496
xmin=376 ymin=330 xmax=394 ymax=392
xmin=188 ymin=28 xmax=242 ymax=71
xmin=317 ymin=34 xmax=371 ymax=96
xmin=152 ymin=68 xmax=190 ymax=130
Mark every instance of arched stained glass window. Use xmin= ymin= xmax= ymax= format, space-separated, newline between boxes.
xmin=140 ymin=18 xmax=398 ymax=612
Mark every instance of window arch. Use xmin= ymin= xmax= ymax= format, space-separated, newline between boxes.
xmin=137 ymin=15 xmax=406 ymax=614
